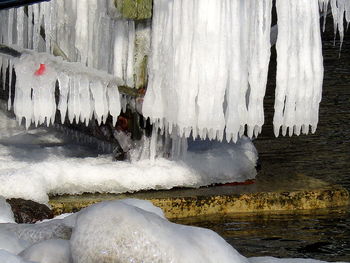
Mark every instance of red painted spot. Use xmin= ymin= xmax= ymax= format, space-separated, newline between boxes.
xmin=34 ymin=64 xmax=46 ymax=76
xmin=116 ymin=116 xmax=129 ymax=131
xmin=216 ymin=179 xmax=256 ymax=187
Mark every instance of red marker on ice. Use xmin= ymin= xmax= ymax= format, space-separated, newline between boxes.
xmin=34 ymin=64 xmax=46 ymax=76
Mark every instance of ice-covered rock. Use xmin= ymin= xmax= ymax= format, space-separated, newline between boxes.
xmin=1 ymin=220 xmax=72 ymax=245
xmin=70 ymin=199 xmax=249 ymax=263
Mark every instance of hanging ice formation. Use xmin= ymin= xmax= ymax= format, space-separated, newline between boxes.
xmin=143 ymin=0 xmax=350 ymax=142
xmin=12 ymin=51 xmax=121 ymax=129
xmin=0 ymin=0 xmax=349 ymax=140
xmin=274 ymin=0 xmax=324 ymax=137
xmin=0 ymin=0 xmax=141 ymax=128
xmin=143 ymin=0 xmax=273 ymax=142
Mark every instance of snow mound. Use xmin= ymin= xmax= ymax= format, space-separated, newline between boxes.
xmin=70 ymin=199 xmax=249 ymax=263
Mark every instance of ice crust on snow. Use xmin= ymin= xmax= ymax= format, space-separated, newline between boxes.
xmin=0 ymin=110 xmax=257 ymax=204
xmin=0 ymin=199 xmax=347 ymax=263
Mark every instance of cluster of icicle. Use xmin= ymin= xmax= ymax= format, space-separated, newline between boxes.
xmin=143 ymin=0 xmax=273 ymax=143
xmin=143 ymin=0 xmax=350 ymax=142
xmin=13 ymin=51 xmax=121 ymax=129
xmin=0 ymin=0 xmax=136 ymax=86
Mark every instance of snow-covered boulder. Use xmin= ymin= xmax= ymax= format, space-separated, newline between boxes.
xmin=70 ymin=199 xmax=249 ymax=263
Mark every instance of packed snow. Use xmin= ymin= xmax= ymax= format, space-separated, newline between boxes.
xmin=0 ymin=110 xmax=257 ymax=204
xmin=0 ymin=199 xmax=347 ymax=263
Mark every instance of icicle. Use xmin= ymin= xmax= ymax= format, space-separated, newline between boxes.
xmin=2 ymin=59 xmax=8 ymax=91
xmin=42 ymin=1 xmax=53 ymax=52
xmin=78 ymin=75 xmax=91 ymax=125
xmin=144 ymin=0 xmax=272 ymax=142
xmin=16 ymin=7 xmax=25 ymax=48
xmin=274 ymin=0 xmax=324 ymax=137
xmin=246 ymin=0 xmax=272 ymax=139
xmin=75 ymin=0 xmax=89 ymax=64
xmin=126 ymin=21 xmax=135 ymax=87
xmin=27 ymin=5 xmax=34 ymax=49
xmin=149 ymin=124 xmax=158 ymax=161
xmin=107 ymin=83 xmax=121 ymax=126
xmin=7 ymin=60 xmax=13 ymax=110
xmin=32 ymin=4 xmax=40 ymax=51
xmin=8 ymin=9 xmax=14 ymax=45
xmin=57 ymin=72 xmax=69 ymax=123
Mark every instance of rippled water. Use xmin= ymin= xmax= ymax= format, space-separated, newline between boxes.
xmin=178 ymin=208 xmax=350 ymax=262
xmin=180 ymin=24 xmax=350 ymax=262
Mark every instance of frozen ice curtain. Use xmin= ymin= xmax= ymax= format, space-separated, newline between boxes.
xmin=143 ymin=0 xmax=273 ymax=142
xmin=274 ymin=0 xmax=324 ymax=137
xmin=143 ymin=0 xmax=349 ymax=141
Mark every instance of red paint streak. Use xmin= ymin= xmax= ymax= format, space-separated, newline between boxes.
xmin=216 ymin=179 xmax=256 ymax=187
xmin=34 ymin=64 xmax=46 ymax=76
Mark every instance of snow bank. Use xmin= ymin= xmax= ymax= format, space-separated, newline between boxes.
xmin=0 ymin=110 xmax=257 ymax=204
xmin=0 ymin=199 xmax=346 ymax=263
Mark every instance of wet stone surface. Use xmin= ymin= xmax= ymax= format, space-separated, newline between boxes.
xmin=6 ymin=198 xmax=54 ymax=224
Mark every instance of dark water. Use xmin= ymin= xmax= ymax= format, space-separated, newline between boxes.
xmin=182 ymin=23 xmax=350 ymax=262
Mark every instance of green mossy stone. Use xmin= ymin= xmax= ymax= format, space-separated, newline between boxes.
xmin=114 ymin=0 xmax=152 ymax=20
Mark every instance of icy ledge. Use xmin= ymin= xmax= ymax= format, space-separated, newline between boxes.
xmin=0 ymin=198 xmax=347 ymax=263
xmin=8 ymin=50 xmax=121 ymax=129
xmin=0 ymin=110 xmax=257 ymax=204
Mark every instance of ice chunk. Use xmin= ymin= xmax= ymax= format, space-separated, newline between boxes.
xmin=70 ymin=199 xmax=249 ymax=263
